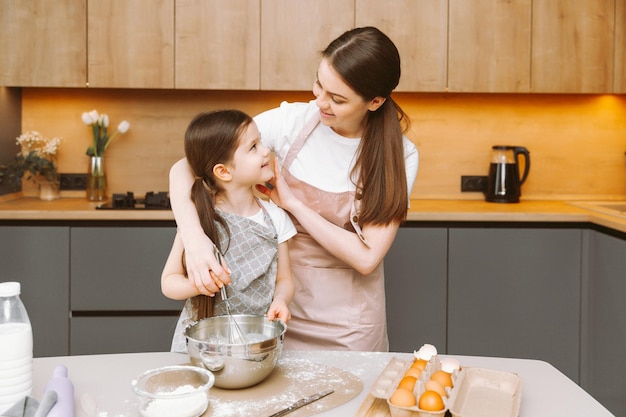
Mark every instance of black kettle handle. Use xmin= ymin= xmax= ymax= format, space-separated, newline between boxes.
xmin=513 ymin=147 xmax=531 ymax=185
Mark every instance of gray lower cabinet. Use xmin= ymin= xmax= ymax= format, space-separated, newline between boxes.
xmin=447 ymin=227 xmax=582 ymax=383
xmin=581 ymin=229 xmax=626 ymax=417
xmin=70 ymin=226 xmax=182 ymax=354
xmin=384 ymin=226 xmax=447 ymax=352
xmin=70 ymin=316 xmax=179 ymax=355
xmin=0 ymin=226 xmax=70 ymax=357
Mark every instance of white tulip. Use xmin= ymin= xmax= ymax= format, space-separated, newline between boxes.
xmin=100 ymin=114 xmax=109 ymax=128
xmin=88 ymin=110 xmax=99 ymax=123
xmin=81 ymin=112 xmax=92 ymax=125
xmin=118 ymin=120 xmax=130 ymax=133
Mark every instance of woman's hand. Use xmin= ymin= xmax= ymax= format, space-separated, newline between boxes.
xmin=255 ymin=159 xmax=302 ymax=213
xmin=184 ymin=233 xmax=231 ymax=296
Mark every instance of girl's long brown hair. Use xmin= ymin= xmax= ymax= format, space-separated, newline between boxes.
xmin=322 ymin=27 xmax=410 ymax=226
xmin=184 ymin=110 xmax=253 ymax=319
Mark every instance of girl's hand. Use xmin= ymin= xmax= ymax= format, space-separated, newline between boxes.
xmin=266 ymin=299 xmax=291 ymax=322
xmin=255 ymin=159 xmax=301 ymax=212
xmin=185 ymin=234 xmax=231 ymax=295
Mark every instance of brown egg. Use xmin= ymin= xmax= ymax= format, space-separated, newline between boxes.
xmin=404 ymin=367 xmax=422 ymax=379
xmin=418 ymin=390 xmax=445 ymax=411
xmin=397 ymin=375 xmax=417 ymax=391
xmin=430 ymin=370 xmax=453 ymax=388
xmin=411 ymin=358 xmax=428 ymax=371
xmin=425 ymin=379 xmax=447 ymax=397
xmin=390 ymin=387 xmax=417 ymax=407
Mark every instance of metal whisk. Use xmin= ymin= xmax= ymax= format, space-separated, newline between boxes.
xmin=214 ymin=246 xmax=247 ymax=345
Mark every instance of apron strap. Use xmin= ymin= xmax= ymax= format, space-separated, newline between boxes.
xmin=281 ymin=110 xmax=369 ymax=247
xmin=282 ymin=112 xmax=320 ymax=170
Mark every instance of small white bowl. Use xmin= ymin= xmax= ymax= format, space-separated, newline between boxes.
xmin=131 ymin=365 xmax=214 ymax=417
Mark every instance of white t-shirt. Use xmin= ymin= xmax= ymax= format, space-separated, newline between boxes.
xmin=254 ymin=100 xmax=419 ymax=195
xmin=251 ymin=198 xmax=296 ymax=244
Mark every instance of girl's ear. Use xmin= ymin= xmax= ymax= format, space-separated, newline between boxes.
xmin=368 ymin=96 xmax=386 ymax=112
xmin=213 ymin=164 xmax=232 ymax=182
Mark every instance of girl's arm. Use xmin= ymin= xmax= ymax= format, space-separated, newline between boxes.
xmin=266 ymin=242 xmax=294 ymax=322
xmin=258 ymin=160 xmax=399 ymax=275
xmin=169 ymin=158 xmax=230 ymax=290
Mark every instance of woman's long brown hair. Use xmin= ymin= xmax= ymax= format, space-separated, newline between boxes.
xmin=183 ymin=110 xmax=253 ymax=319
xmin=322 ymin=27 xmax=410 ymax=226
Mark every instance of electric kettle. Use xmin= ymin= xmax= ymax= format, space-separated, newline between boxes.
xmin=484 ymin=145 xmax=530 ymax=203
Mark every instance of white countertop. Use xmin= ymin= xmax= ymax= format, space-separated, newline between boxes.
xmin=31 ymin=350 xmax=614 ymax=417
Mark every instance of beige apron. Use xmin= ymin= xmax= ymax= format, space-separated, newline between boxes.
xmin=281 ymin=114 xmax=388 ymax=351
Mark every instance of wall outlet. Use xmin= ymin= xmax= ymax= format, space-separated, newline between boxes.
xmin=461 ymin=175 xmax=488 ymax=192
xmin=60 ymin=173 xmax=87 ymax=190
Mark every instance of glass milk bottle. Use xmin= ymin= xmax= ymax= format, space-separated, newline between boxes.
xmin=0 ymin=282 xmax=33 ymax=413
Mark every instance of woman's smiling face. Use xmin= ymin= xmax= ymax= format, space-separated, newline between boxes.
xmin=312 ymin=58 xmax=384 ymax=139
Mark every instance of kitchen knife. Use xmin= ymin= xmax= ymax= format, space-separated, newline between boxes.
xmin=267 ymin=389 xmax=334 ymax=417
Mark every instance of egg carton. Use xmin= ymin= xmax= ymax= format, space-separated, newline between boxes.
xmin=369 ymin=356 xmax=460 ymax=417
xmin=447 ymin=367 xmax=522 ymax=417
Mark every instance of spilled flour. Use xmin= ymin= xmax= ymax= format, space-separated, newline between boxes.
xmin=205 ymin=356 xmax=363 ymax=417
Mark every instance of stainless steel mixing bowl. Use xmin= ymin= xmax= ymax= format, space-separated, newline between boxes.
xmin=184 ymin=314 xmax=286 ymax=389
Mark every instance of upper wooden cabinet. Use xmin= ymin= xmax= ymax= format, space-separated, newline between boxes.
xmin=260 ymin=0 xmax=353 ymax=91
xmin=614 ymin=0 xmax=626 ymax=93
xmin=1 ymin=0 xmax=623 ymax=93
xmin=87 ymin=0 xmax=174 ymax=88
xmin=175 ymin=0 xmax=260 ymax=90
xmin=448 ymin=0 xmax=532 ymax=93
xmin=531 ymin=0 xmax=615 ymax=93
xmin=0 ymin=0 xmax=86 ymax=87
xmin=356 ymin=0 xmax=448 ymax=92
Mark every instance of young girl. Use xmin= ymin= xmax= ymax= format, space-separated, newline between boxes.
xmin=162 ymin=110 xmax=296 ymax=352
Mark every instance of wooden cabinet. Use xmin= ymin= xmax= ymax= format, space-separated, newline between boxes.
xmin=448 ymin=0 xmax=532 ymax=93
xmin=2 ymin=0 xmax=623 ymax=92
xmin=70 ymin=226 xmax=181 ymax=354
xmin=0 ymin=226 xmax=70 ymax=357
xmin=87 ymin=0 xmax=174 ymax=88
xmin=384 ymin=227 xmax=447 ymax=352
xmin=581 ymin=229 xmax=626 ymax=417
xmin=0 ymin=0 xmax=86 ymax=87
xmin=356 ymin=0 xmax=448 ymax=92
xmin=447 ymin=227 xmax=582 ymax=382
xmin=175 ymin=0 xmax=260 ymax=90
xmin=615 ymin=0 xmax=626 ymax=93
xmin=531 ymin=0 xmax=616 ymax=93
xmin=260 ymin=0 xmax=353 ymax=91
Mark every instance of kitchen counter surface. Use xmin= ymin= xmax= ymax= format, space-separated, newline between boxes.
xmin=2 ymin=195 xmax=626 ymax=233
xmin=31 ymin=350 xmax=614 ymax=417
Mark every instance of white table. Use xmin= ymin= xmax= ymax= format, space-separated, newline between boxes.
xmin=32 ymin=350 xmax=614 ymax=417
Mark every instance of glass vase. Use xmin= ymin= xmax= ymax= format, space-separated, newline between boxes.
xmin=87 ymin=155 xmax=107 ymax=201
xmin=39 ymin=180 xmax=60 ymax=201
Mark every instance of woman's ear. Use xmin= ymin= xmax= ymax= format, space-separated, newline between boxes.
xmin=213 ymin=164 xmax=232 ymax=182
xmin=368 ymin=96 xmax=386 ymax=112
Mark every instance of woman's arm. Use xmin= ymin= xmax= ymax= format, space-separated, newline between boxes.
xmin=161 ymin=232 xmax=212 ymax=299
xmin=259 ymin=160 xmax=399 ymax=275
xmin=290 ymin=201 xmax=399 ymax=274
xmin=266 ymin=242 xmax=294 ymax=322
xmin=169 ymin=158 xmax=230 ymax=292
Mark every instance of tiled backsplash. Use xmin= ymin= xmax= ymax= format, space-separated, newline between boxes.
xmin=17 ymin=88 xmax=626 ymax=200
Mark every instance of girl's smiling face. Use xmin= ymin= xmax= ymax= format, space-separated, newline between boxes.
xmin=228 ymin=122 xmax=273 ymax=186
xmin=313 ymin=58 xmax=385 ymax=138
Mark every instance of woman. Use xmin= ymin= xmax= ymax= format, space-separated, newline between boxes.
xmin=169 ymin=27 xmax=419 ymax=351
